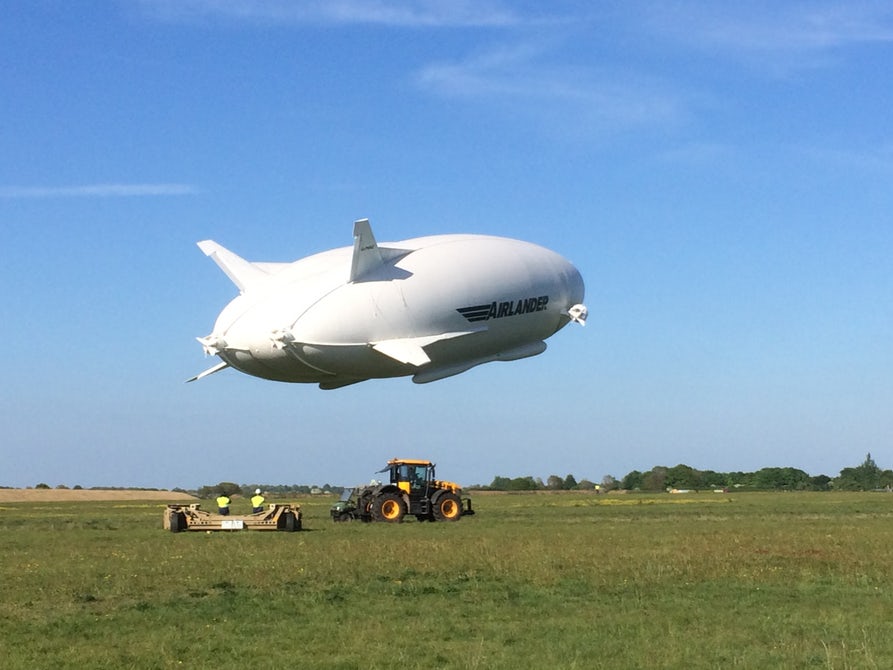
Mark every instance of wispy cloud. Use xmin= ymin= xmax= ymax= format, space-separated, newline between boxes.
xmin=415 ymin=44 xmax=686 ymax=138
xmin=647 ymin=2 xmax=893 ymax=58
xmin=656 ymin=141 xmax=737 ymax=167
xmin=138 ymin=0 xmax=521 ymax=28
xmin=797 ymin=142 xmax=893 ymax=175
xmin=0 ymin=183 xmax=198 ymax=199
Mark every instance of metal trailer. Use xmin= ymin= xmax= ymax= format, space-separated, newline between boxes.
xmin=163 ymin=502 xmax=302 ymax=532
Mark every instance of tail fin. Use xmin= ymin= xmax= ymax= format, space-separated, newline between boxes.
xmin=197 ymin=240 xmax=269 ymax=293
xmin=349 ymin=219 xmax=410 ymax=282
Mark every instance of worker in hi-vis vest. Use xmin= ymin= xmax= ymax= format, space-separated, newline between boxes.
xmin=251 ymin=489 xmax=265 ymax=513
xmin=216 ymin=494 xmax=231 ymax=516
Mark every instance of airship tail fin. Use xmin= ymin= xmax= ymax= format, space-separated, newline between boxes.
xmin=372 ymin=329 xmax=486 ymax=367
xmin=412 ymin=341 xmax=546 ymax=384
xmin=350 ymin=218 xmax=410 ymax=282
xmin=372 ymin=340 xmax=432 ymax=367
xmin=197 ymin=240 xmax=269 ymax=293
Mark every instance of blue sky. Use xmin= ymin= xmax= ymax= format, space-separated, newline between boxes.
xmin=2 ymin=1 xmax=891 ymax=490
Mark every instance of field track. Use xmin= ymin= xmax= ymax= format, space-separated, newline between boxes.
xmin=0 ymin=488 xmax=196 ymax=502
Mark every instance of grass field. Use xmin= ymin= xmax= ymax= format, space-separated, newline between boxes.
xmin=1 ymin=491 xmax=892 ymax=669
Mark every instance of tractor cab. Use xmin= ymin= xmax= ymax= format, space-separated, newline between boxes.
xmin=381 ymin=458 xmax=434 ymax=496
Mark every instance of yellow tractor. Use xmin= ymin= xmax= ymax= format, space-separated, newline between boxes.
xmin=331 ymin=458 xmax=473 ymax=523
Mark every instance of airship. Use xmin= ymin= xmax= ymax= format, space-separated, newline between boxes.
xmin=189 ymin=219 xmax=586 ymax=389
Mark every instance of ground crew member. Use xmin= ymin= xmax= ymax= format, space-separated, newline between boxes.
xmin=251 ymin=488 xmax=265 ymax=513
xmin=216 ymin=493 xmax=231 ymax=515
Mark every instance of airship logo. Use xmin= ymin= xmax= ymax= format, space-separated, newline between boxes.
xmin=456 ymin=295 xmax=550 ymax=323
xmin=190 ymin=219 xmax=586 ymax=389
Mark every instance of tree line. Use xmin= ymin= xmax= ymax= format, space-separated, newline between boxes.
xmin=196 ymin=482 xmax=343 ymax=498
xmin=34 ymin=454 xmax=879 ymax=497
xmin=482 ymin=454 xmax=893 ymax=493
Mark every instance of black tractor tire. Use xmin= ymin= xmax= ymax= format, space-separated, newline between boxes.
xmin=371 ymin=492 xmax=405 ymax=523
xmin=279 ymin=511 xmax=297 ymax=532
xmin=167 ymin=510 xmax=185 ymax=532
xmin=432 ymin=492 xmax=462 ymax=522
xmin=357 ymin=490 xmax=374 ymax=516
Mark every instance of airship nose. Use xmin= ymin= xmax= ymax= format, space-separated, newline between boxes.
xmin=566 ymin=304 xmax=588 ymax=326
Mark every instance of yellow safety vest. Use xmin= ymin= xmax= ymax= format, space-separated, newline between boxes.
xmin=216 ymin=495 xmax=230 ymax=508
xmin=251 ymin=495 xmax=265 ymax=509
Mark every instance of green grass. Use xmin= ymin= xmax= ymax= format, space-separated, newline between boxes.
xmin=2 ymin=492 xmax=893 ymax=669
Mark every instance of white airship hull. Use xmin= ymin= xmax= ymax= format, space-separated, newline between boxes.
xmin=191 ymin=220 xmax=586 ymax=389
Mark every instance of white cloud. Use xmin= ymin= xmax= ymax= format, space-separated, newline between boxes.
xmin=415 ymin=44 xmax=685 ymax=137
xmin=138 ymin=0 xmax=521 ymax=28
xmin=0 ymin=183 xmax=198 ymax=199
xmin=648 ymin=2 xmax=893 ymax=55
xmin=656 ymin=141 xmax=736 ymax=166
xmin=797 ymin=142 xmax=893 ymax=175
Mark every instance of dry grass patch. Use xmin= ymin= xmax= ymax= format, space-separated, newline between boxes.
xmin=0 ymin=489 xmax=196 ymax=503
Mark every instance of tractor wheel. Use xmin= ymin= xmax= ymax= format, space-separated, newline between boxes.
xmin=357 ymin=491 xmax=374 ymax=516
xmin=371 ymin=493 xmax=405 ymax=523
xmin=166 ymin=510 xmax=185 ymax=532
xmin=433 ymin=492 xmax=462 ymax=521
xmin=279 ymin=512 xmax=297 ymax=532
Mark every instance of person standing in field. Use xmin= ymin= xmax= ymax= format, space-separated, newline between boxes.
xmin=251 ymin=488 xmax=265 ymax=513
xmin=216 ymin=493 xmax=231 ymax=515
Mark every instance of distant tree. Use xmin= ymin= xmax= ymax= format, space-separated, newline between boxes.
xmin=35 ymin=483 xmax=50 ymax=489
xmin=213 ymin=482 xmax=242 ymax=497
xmin=508 ymin=476 xmax=540 ymax=491
xmin=600 ymin=475 xmax=618 ymax=492
xmin=546 ymin=475 xmax=564 ymax=490
xmin=699 ymin=470 xmax=722 ymax=488
xmin=725 ymin=471 xmax=747 ymax=487
xmin=621 ymin=470 xmax=644 ymax=490
xmin=835 ymin=453 xmax=884 ymax=491
xmin=808 ymin=474 xmax=832 ymax=491
xmin=563 ymin=474 xmax=578 ymax=490
xmin=576 ymin=479 xmax=596 ymax=491
xmin=641 ymin=467 xmax=668 ymax=492
xmin=751 ymin=467 xmax=811 ymax=490
xmin=489 ymin=476 xmax=512 ymax=490
xmin=666 ymin=464 xmax=701 ymax=490
xmin=55 ymin=484 xmax=69 ymax=490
